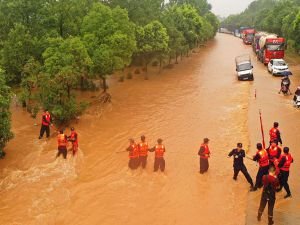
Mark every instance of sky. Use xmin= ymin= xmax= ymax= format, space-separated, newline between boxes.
xmin=207 ymin=0 xmax=254 ymax=17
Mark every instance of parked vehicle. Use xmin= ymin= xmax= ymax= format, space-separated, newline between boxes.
xmin=234 ymin=29 xmax=240 ymax=38
xmin=239 ymin=27 xmax=251 ymax=39
xmin=242 ymin=29 xmax=255 ymax=45
xmin=235 ymin=54 xmax=254 ymax=81
xmin=267 ymin=59 xmax=289 ymax=76
xmin=252 ymin=32 xmax=267 ymax=54
xmin=258 ymin=35 xmax=285 ymax=65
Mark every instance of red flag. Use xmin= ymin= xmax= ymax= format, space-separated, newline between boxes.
xmin=259 ymin=110 xmax=266 ymax=149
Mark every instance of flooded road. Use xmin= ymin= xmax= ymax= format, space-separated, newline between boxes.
xmin=1 ymin=33 xmax=299 ymax=225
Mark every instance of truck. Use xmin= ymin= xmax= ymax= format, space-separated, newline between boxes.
xmin=239 ymin=27 xmax=251 ymax=39
xmin=234 ymin=29 xmax=240 ymax=38
xmin=252 ymin=32 xmax=268 ymax=54
xmin=257 ymin=35 xmax=285 ymax=65
xmin=242 ymin=29 xmax=256 ymax=45
xmin=235 ymin=54 xmax=254 ymax=81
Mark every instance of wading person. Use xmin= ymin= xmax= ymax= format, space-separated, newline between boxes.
xmin=149 ymin=139 xmax=166 ymax=172
xmin=138 ymin=135 xmax=148 ymax=168
xmin=39 ymin=109 xmax=52 ymax=139
xmin=68 ymin=127 xmax=78 ymax=156
xmin=56 ymin=130 xmax=68 ymax=159
xmin=269 ymin=122 xmax=282 ymax=146
xmin=267 ymin=140 xmax=281 ymax=167
xmin=257 ymin=166 xmax=279 ymax=225
xmin=126 ymin=139 xmax=139 ymax=169
xmin=276 ymin=147 xmax=293 ymax=198
xmin=228 ymin=143 xmax=254 ymax=190
xmin=198 ymin=138 xmax=210 ymax=174
xmin=251 ymin=143 xmax=269 ymax=191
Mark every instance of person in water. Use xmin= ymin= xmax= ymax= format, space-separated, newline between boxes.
xmin=149 ymin=139 xmax=166 ymax=172
xmin=56 ymin=130 xmax=68 ymax=159
xmin=126 ymin=139 xmax=139 ymax=169
xmin=198 ymin=138 xmax=210 ymax=174
xmin=68 ymin=127 xmax=78 ymax=156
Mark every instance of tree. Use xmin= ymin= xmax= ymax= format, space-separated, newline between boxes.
xmin=39 ymin=36 xmax=92 ymax=124
xmin=82 ymin=3 xmax=136 ymax=91
xmin=107 ymin=0 xmax=164 ymax=25
xmin=0 ymin=68 xmax=13 ymax=157
xmin=0 ymin=24 xmax=36 ymax=83
xmin=135 ymin=21 xmax=169 ymax=72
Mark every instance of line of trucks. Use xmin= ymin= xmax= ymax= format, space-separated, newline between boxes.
xmin=234 ymin=27 xmax=285 ymax=65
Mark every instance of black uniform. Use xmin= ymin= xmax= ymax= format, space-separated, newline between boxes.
xmin=258 ymin=174 xmax=279 ymax=225
xmin=228 ymin=149 xmax=253 ymax=186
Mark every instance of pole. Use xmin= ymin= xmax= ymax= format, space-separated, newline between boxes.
xmin=259 ymin=109 xmax=266 ymax=149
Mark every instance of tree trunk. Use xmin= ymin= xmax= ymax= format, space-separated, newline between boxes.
xmin=67 ymin=85 xmax=71 ymax=99
xmin=102 ymin=77 xmax=107 ymax=92
xmin=175 ymin=53 xmax=178 ymax=64
xmin=80 ymin=76 xmax=84 ymax=89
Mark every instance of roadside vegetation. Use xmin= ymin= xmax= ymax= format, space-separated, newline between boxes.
xmin=0 ymin=0 xmax=218 ymax=150
xmin=221 ymin=0 xmax=300 ymax=54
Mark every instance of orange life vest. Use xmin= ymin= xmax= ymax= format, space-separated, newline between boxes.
xmin=257 ymin=149 xmax=269 ymax=167
xmin=138 ymin=142 xmax=148 ymax=157
xmin=129 ymin=144 xmax=139 ymax=159
xmin=155 ymin=144 xmax=165 ymax=158
xmin=269 ymin=128 xmax=278 ymax=141
xmin=57 ymin=134 xmax=67 ymax=147
xmin=200 ymin=144 xmax=210 ymax=159
xmin=268 ymin=146 xmax=281 ymax=161
xmin=42 ymin=112 xmax=51 ymax=126
xmin=70 ymin=131 xmax=78 ymax=146
xmin=280 ymin=153 xmax=293 ymax=171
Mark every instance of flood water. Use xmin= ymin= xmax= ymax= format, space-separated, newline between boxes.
xmin=1 ymin=33 xmax=300 ymax=225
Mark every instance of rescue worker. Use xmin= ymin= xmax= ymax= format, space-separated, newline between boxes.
xmin=228 ymin=143 xmax=254 ymax=190
xmin=68 ymin=127 xmax=78 ymax=156
xmin=39 ymin=109 xmax=52 ymax=139
xmin=269 ymin=122 xmax=282 ymax=146
xmin=257 ymin=166 xmax=279 ymax=225
xmin=126 ymin=139 xmax=139 ymax=169
xmin=276 ymin=147 xmax=293 ymax=198
xmin=267 ymin=140 xmax=282 ymax=167
xmin=138 ymin=135 xmax=148 ymax=168
xmin=149 ymin=138 xmax=166 ymax=172
xmin=198 ymin=138 xmax=210 ymax=174
xmin=251 ymin=143 xmax=269 ymax=191
xmin=56 ymin=130 xmax=68 ymax=159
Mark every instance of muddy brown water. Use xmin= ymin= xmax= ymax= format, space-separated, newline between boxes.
xmin=0 ymin=34 xmax=300 ymax=225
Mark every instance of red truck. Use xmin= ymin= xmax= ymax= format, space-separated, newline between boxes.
xmin=258 ymin=35 xmax=285 ymax=65
xmin=242 ymin=29 xmax=256 ymax=45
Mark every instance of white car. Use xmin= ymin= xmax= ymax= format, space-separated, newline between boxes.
xmin=267 ymin=59 xmax=289 ymax=76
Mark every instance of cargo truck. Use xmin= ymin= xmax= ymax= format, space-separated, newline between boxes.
xmin=257 ymin=35 xmax=285 ymax=65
